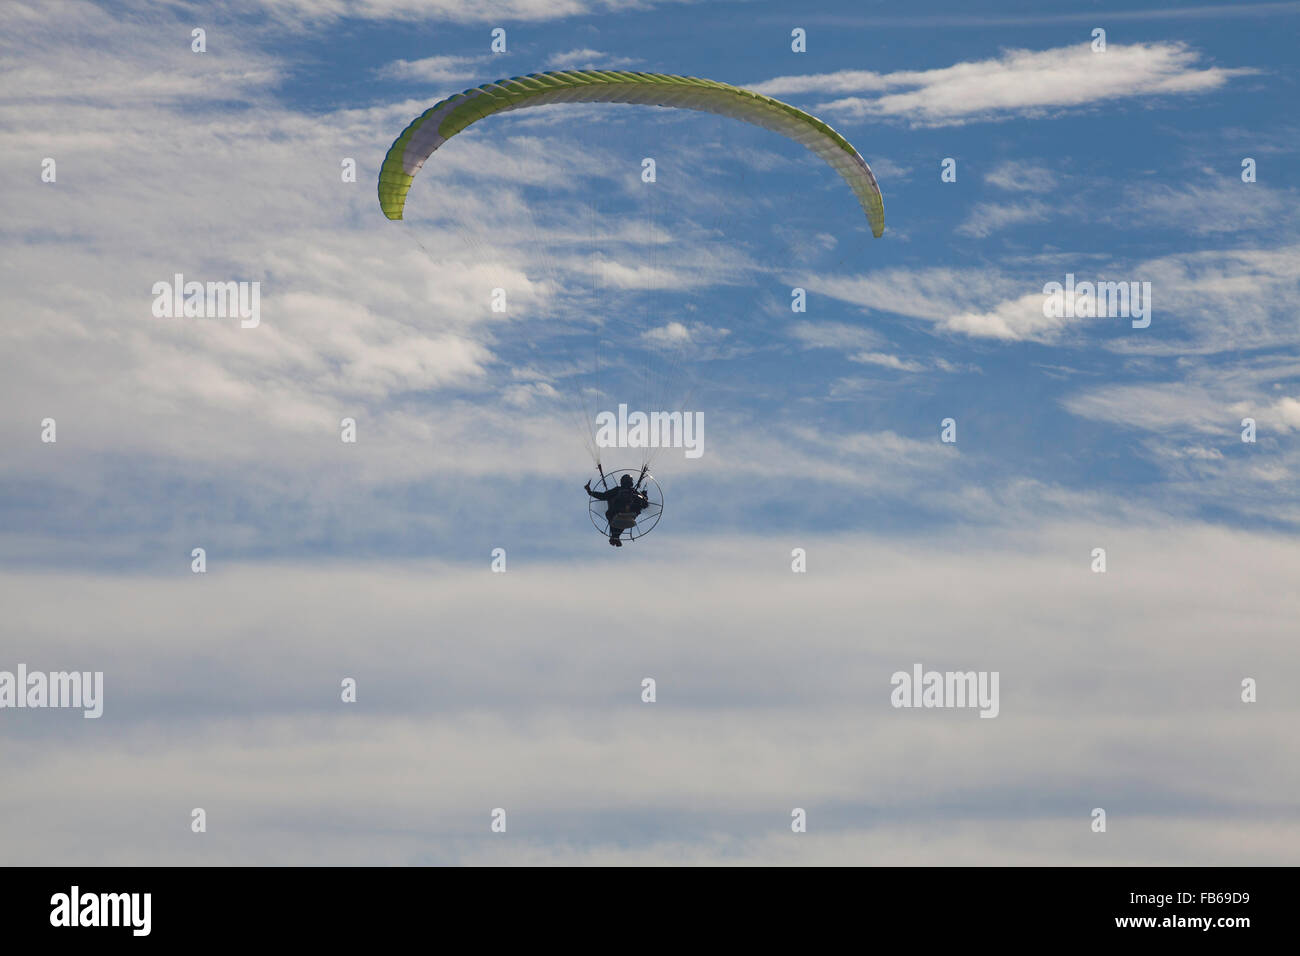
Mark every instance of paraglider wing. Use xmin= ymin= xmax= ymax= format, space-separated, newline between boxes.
xmin=378 ymin=70 xmax=885 ymax=237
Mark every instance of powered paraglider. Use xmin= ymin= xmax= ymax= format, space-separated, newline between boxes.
xmin=378 ymin=70 xmax=886 ymax=546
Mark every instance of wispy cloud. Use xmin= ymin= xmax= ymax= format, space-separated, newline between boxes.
xmin=375 ymin=54 xmax=486 ymax=84
xmin=5 ymin=523 xmax=1299 ymax=863
xmin=753 ymin=43 xmax=1256 ymax=126
xmin=640 ymin=320 xmax=730 ymax=349
xmin=788 ymin=321 xmax=925 ymax=371
xmin=1123 ymin=176 xmax=1299 ymax=236
xmin=1067 ymin=381 xmax=1300 ymax=437
xmin=1105 ymin=246 xmax=1300 ymax=354
xmin=788 ymin=320 xmax=885 ymax=352
xmin=0 ymin=0 xmax=281 ymax=105
xmin=754 ymin=2 xmax=1300 ymax=29
xmin=985 ymin=161 xmax=1058 ymax=193
xmin=956 ymin=199 xmax=1052 ymax=237
xmin=793 ymin=268 xmax=1074 ymax=343
xmin=1064 ymin=382 xmax=1236 ymax=435
xmin=546 ymin=48 xmax=638 ymax=69
xmin=803 ymin=240 xmax=1300 ymax=349
xmin=230 ymin=0 xmax=689 ymax=27
xmin=850 ymin=351 xmax=926 ymax=372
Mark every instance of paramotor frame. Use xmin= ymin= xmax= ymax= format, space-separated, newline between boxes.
xmin=588 ymin=468 xmax=663 ymax=542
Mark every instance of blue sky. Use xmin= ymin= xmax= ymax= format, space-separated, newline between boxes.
xmin=1 ymin=0 xmax=1298 ymax=865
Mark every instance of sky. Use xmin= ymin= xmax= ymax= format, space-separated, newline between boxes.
xmin=1 ymin=0 xmax=1298 ymax=865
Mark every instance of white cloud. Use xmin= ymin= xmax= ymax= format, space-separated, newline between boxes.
xmin=546 ymin=48 xmax=638 ymax=69
xmin=0 ymin=1 xmax=281 ymax=106
xmin=232 ymin=0 xmax=684 ymax=26
xmin=3 ymin=523 xmax=1298 ymax=864
xmin=956 ymin=199 xmax=1052 ymax=237
xmin=1124 ymin=177 xmax=1299 ymax=236
xmin=788 ymin=320 xmax=884 ymax=352
xmin=753 ymin=43 xmax=1256 ymax=127
xmin=1105 ymin=246 xmax=1300 ymax=355
xmin=944 ymin=290 xmax=1074 ymax=341
xmin=0 ymin=1 xmax=774 ymax=500
xmin=1147 ymin=442 xmax=1225 ymax=462
xmin=850 ymin=351 xmax=926 ymax=372
xmin=795 ymin=268 xmax=1074 ymax=343
xmin=985 ymin=161 xmax=1058 ymax=193
xmin=375 ymin=55 xmax=485 ymax=85
xmin=503 ymin=381 xmax=560 ymax=406
xmin=1063 ymin=373 xmax=1300 ymax=500
xmin=804 ymin=243 xmax=1300 ymax=350
xmin=640 ymin=321 xmax=729 ymax=348
xmin=787 ymin=322 xmax=926 ymax=371
xmin=641 ymin=320 xmax=691 ymax=345
xmin=1066 ymin=383 xmax=1231 ymax=435
xmin=1259 ymin=396 xmax=1300 ymax=432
